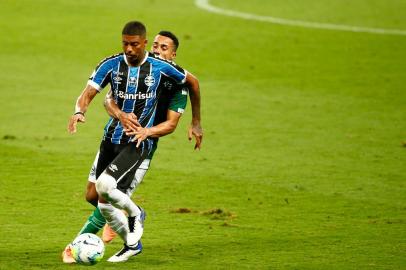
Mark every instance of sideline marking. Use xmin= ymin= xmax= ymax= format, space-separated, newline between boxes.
xmin=195 ymin=0 xmax=406 ymax=36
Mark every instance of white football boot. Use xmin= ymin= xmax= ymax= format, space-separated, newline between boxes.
xmin=107 ymin=241 xmax=142 ymax=263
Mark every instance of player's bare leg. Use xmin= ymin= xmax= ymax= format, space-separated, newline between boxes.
xmin=86 ymin=181 xmax=98 ymax=206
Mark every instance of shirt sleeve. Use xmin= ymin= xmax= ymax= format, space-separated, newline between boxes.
xmin=168 ymin=86 xmax=188 ymax=114
xmin=87 ymin=59 xmax=113 ymax=91
xmin=160 ymin=61 xmax=187 ymax=84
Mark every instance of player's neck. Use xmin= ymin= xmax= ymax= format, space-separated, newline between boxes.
xmin=125 ymin=51 xmax=147 ymax=67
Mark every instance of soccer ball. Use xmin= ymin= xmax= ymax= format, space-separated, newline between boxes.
xmin=70 ymin=233 xmax=105 ymax=265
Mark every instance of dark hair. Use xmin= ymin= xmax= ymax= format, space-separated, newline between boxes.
xmin=122 ymin=21 xmax=146 ymax=37
xmin=158 ymin=30 xmax=179 ymax=50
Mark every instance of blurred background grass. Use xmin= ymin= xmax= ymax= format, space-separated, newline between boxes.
xmin=0 ymin=0 xmax=405 ymax=269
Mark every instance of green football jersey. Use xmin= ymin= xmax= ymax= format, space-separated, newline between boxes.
xmin=148 ymin=79 xmax=188 ymax=159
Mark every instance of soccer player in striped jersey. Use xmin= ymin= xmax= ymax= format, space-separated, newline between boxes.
xmin=66 ymin=21 xmax=202 ymax=263
xmin=97 ymin=30 xmax=198 ymax=246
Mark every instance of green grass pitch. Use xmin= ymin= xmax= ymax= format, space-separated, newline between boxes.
xmin=0 ymin=0 xmax=405 ymax=269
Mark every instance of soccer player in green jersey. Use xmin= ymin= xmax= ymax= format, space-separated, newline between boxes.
xmin=63 ymin=29 xmax=202 ymax=263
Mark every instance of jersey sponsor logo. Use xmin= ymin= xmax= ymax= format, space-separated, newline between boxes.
xmin=129 ymin=76 xmax=137 ymax=87
xmin=117 ymin=91 xmax=155 ymax=100
xmin=182 ymin=88 xmax=188 ymax=95
xmin=109 ymin=164 xmax=118 ymax=172
xmin=164 ymin=81 xmax=173 ymax=90
xmin=144 ymin=75 xmax=155 ymax=87
xmin=112 ymin=71 xmax=124 ymax=76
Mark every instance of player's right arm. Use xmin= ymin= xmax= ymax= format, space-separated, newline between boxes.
xmin=67 ymin=85 xmax=98 ymax=134
xmin=68 ymin=54 xmax=118 ymax=134
xmin=126 ymin=110 xmax=182 ymax=148
xmin=160 ymin=61 xmax=203 ymax=150
xmin=125 ymin=85 xmax=187 ymax=147
xmin=104 ymin=90 xmax=140 ymax=131
xmin=184 ymin=72 xmax=203 ymax=150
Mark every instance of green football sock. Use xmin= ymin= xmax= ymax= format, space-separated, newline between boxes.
xmin=78 ymin=207 xmax=106 ymax=235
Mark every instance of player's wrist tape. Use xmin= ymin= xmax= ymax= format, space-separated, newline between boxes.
xmin=74 ymin=111 xmax=85 ymax=116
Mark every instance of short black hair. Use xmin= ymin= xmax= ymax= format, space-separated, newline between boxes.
xmin=158 ymin=30 xmax=179 ymax=51
xmin=122 ymin=21 xmax=146 ymax=37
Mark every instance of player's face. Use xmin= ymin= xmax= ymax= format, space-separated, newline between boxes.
xmin=122 ymin=35 xmax=147 ymax=66
xmin=151 ymin=35 xmax=176 ymax=61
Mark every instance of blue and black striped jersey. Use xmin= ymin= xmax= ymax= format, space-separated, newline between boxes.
xmin=88 ymin=52 xmax=187 ymax=144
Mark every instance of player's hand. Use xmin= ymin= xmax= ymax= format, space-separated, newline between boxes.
xmin=118 ymin=112 xmax=140 ymax=131
xmin=128 ymin=128 xmax=151 ymax=148
xmin=68 ymin=114 xmax=86 ymax=134
xmin=188 ymin=122 xmax=203 ymax=150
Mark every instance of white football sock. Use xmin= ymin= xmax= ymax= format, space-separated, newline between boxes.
xmin=96 ymin=173 xmax=140 ymax=217
xmin=107 ymin=188 xmax=141 ymax=217
xmin=98 ymin=202 xmax=128 ymax=241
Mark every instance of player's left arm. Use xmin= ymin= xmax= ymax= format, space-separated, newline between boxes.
xmin=185 ymin=72 xmax=203 ymax=150
xmin=127 ymin=110 xmax=182 ymax=147
xmin=162 ymin=61 xmax=203 ymax=149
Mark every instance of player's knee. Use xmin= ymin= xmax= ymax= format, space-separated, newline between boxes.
xmin=85 ymin=191 xmax=98 ymax=206
xmin=95 ymin=173 xmax=117 ymax=198
xmin=85 ymin=182 xmax=98 ymax=206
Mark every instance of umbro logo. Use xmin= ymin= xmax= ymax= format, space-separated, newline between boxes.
xmin=109 ymin=164 xmax=118 ymax=172
xmin=113 ymin=76 xmax=122 ymax=83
